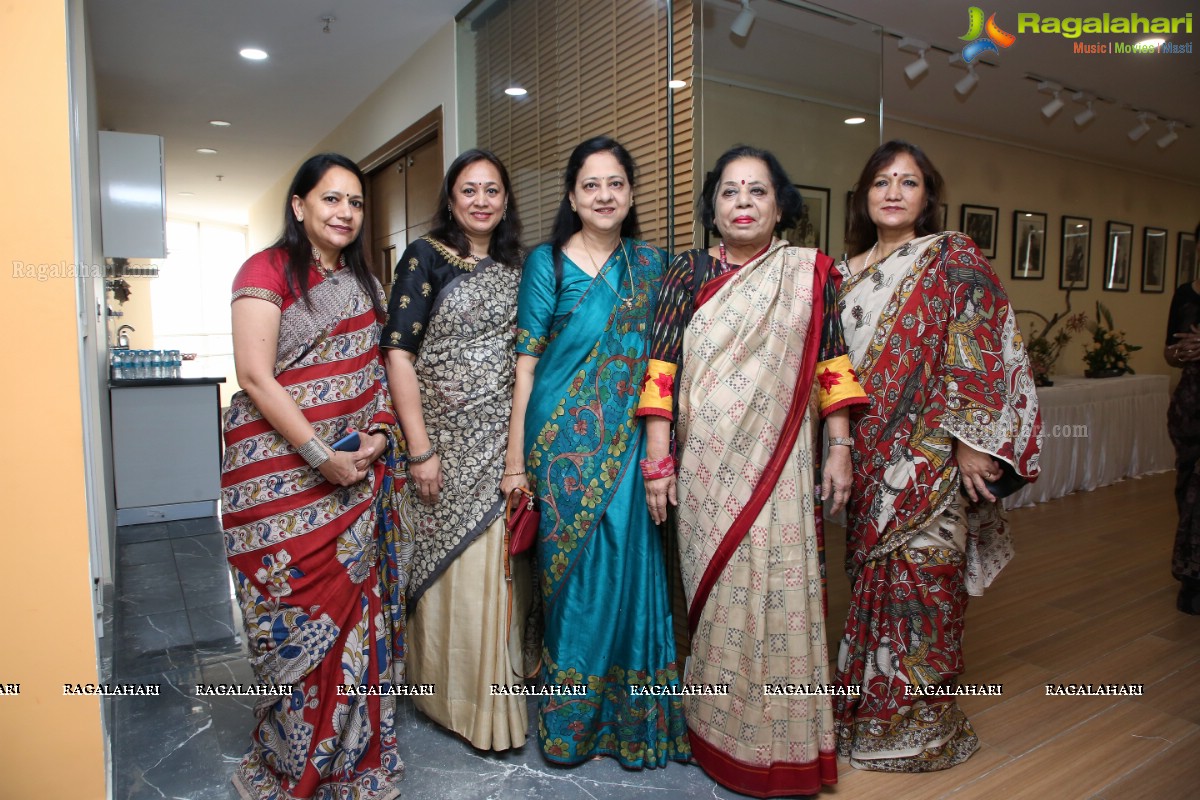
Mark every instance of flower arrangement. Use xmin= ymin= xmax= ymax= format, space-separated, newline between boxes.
xmin=1017 ymin=291 xmax=1086 ymax=387
xmin=1083 ymin=302 xmax=1141 ymax=377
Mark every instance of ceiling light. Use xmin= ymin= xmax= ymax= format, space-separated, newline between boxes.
xmin=239 ymin=48 xmax=268 ymax=61
xmin=1074 ymin=101 xmax=1095 ymax=127
xmin=209 ymin=120 xmax=231 ymax=127
xmin=177 ymin=192 xmax=195 ymax=197
xmin=1128 ymin=113 xmax=1151 ymax=142
xmin=196 ymin=148 xmax=217 ymax=155
xmin=1157 ymin=121 xmax=1178 ymax=149
xmin=955 ymin=66 xmax=978 ymax=96
xmin=504 ymin=86 xmax=527 ymax=96
xmin=897 ymin=38 xmax=930 ymax=82
xmin=668 ymin=79 xmax=686 ymax=89
xmin=1041 ymin=92 xmax=1064 ymax=118
xmin=730 ymin=0 xmax=756 ymax=38
xmin=844 ymin=117 xmax=866 ymax=125
xmin=1137 ymin=37 xmax=1165 ymax=48
xmin=904 ymin=50 xmax=929 ymax=81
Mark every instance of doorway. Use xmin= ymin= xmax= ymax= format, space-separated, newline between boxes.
xmin=363 ymin=108 xmax=443 ymax=289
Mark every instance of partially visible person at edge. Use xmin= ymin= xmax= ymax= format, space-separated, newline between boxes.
xmin=638 ymin=144 xmax=866 ymax=796
xmin=507 ymin=135 xmax=691 ymax=768
xmin=1165 ymin=221 xmax=1200 ymax=614
xmin=830 ymin=139 xmax=1042 ymax=772
xmin=221 ymin=152 xmax=408 ymax=799
xmin=381 ymin=149 xmax=533 ymax=749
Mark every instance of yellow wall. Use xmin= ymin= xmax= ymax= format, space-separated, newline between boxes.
xmin=0 ymin=2 xmax=106 ymax=796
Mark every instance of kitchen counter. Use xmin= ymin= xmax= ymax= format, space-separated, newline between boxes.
xmin=109 ymin=376 xmax=225 ymax=388
xmin=110 ymin=378 xmax=226 ymax=525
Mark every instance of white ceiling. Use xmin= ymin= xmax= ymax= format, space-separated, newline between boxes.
xmin=88 ymin=0 xmax=1199 ymax=228
xmin=89 ymin=0 xmax=455 ymax=226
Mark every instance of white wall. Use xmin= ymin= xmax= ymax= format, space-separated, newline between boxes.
xmin=247 ymin=22 xmax=459 ymax=250
xmin=700 ymin=78 xmax=1200 ymax=379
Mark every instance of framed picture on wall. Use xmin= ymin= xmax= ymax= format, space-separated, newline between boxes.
xmin=1180 ymin=232 xmax=1198 ymax=286
xmin=961 ymin=204 xmax=999 ymax=257
xmin=1141 ymin=227 xmax=1167 ymax=293
xmin=1012 ymin=210 xmax=1046 ymax=280
xmin=1060 ymin=215 xmax=1091 ymax=290
xmin=1103 ymin=221 xmax=1133 ymax=292
xmin=782 ymin=185 xmax=830 ymax=250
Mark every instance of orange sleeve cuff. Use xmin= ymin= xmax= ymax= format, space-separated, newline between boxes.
xmin=816 ymin=354 xmax=867 ymax=415
xmin=637 ymin=359 xmax=678 ymax=417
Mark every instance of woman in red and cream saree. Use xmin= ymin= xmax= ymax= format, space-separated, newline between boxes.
xmin=832 ymin=141 xmax=1041 ymax=772
xmin=222 ymin=154 xmax=410 ymax=800
xmin=640 ymin=147 xmax=866 ymax=797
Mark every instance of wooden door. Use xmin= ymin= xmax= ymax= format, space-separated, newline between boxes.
xmin=403 ymin=137 xmax=440 ymax=245
xmin=369 ymin=160 xmax=407 ymax=288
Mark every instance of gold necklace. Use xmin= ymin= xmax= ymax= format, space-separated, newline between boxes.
xmin=581 ymin=237 xmax=634 ymax=310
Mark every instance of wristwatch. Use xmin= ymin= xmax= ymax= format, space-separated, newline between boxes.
xmin=828 ymin=437 xmax=854 ymax=448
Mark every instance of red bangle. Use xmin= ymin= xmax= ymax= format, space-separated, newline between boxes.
xmin=640 ymin=456 xmax=675 ymax=481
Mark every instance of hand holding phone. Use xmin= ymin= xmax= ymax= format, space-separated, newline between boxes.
xmin=331 ymin=429 xmax=360 ymax=452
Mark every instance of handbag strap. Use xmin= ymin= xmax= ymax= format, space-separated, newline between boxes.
xmin=503 ymin=486 xmax=541 ymax=680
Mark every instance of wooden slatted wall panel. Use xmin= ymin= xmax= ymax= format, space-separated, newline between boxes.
xmin=473 ymin=0 xmax=694 ymax=250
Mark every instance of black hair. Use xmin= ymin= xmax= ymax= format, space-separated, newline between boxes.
xmin=845 ymin=140 xmax=945 ymax=256
xmin=273 ymin=152 xmax=382 ymax=316
xmin=698 ymin=144 xmax=804 ymax=237
xmin=427 ymin=148 xmax=523 ymax=267
xmin=549 ymin=136 xmax=640 ymax=276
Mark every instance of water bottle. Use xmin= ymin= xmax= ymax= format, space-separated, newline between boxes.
xmin=135 ymin=350 xmax=149 ymax=379
xmin=151 ymin=350 xmax=163 ymax=379
xmin=110 ymin=350 xmax=121 ymax=380
xmin=169 ymin=350 xmax=181 ymax=379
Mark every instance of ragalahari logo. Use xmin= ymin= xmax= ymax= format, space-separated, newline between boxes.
xmin=959 ymin=6 xmax=1016 ymax=62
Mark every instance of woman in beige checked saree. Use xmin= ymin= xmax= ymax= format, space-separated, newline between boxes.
xmin=639 ymin=146 xmax=866 ymax=797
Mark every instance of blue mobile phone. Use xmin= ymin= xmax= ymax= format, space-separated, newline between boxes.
xmin=331 ymin=430 xmax=360 ymax=452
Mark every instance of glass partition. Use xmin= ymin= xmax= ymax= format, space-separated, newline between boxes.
xmin=695 ymin=0 xmax=882 ymax=258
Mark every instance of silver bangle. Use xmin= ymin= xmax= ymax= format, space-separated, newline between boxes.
xmin=828 ymin=437 xmax=854 ymax=448
xmin=298 ymin=436 xmax=331 ymax=469
xmin=407 ymin=445 xmax=436 ymax=464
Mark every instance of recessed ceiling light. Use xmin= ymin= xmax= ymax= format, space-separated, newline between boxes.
xmin=668 ymin=79 xmax=686 ymax=89
xmin=178 ymin=191 xmax=195 ymax=197
xmin=844 ymin=117 xmax=866 ymax=125
xmin=209 ymin=120 xmax=231 ymax=127
xmin=504 ymin=86 xmax=527 ymax=96
xmin=239 ymin=48 xmax=268 ymax=61
xmin=196 ymin=148 xmax=218 ymax=155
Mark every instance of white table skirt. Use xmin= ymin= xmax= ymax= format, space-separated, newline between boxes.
xmin=1005 ymin=373 xmax=1175 ymax=509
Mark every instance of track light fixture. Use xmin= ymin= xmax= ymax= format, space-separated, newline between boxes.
xmin=1073 ymin=99 xmax=1096 ymax=127
xmin=1037 ymin=81 xmax=1064 ymax=118
xmin=897 ymin=37 xmax=930 ymax=82
xmin=1157 ymin=121 xmax=1178 ymax=149
xmin=955 ymin=65 xmax=978 ymax=96
xmin=1128 ymin=113 xmax=1151 ymax=142
xmin=730 ymin=0 xmax=756 ymax=38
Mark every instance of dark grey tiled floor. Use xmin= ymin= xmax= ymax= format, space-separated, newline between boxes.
xmin=112 ymin=518 xmax=750 ymax=800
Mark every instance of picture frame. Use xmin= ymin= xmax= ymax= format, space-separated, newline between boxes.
xmin=782 ymin=184 xmax=830 ymax=251
xmin=1103 ymin=220 xmax=1133 ymax=292
xmin=1141 ymin=227 xmax=1167 ymax=293
xmin=1011 ymin=210 xmax=1047 ymax=280
xmin=1059 ymin=215 xmax=1091 ymax=290
xmin=1180 ymin=232 xmax=1198 ymax=287
xmin=960 ymin=204 xmax=999 ymax=257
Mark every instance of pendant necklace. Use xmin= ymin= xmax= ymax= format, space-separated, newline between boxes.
xmin=582 ymin=237 xmax=634 ymax=310
xmin=312 ymin=246 xmax=345 ymax=284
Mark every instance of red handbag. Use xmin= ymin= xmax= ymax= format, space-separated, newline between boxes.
xmin=504 ymin=487 xmax=539 ymax=556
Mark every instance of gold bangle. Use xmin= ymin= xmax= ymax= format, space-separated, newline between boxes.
xmin=504 ymin=469 xmax=526 ymax=476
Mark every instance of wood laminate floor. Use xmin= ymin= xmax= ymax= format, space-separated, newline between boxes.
xmin=822 ymin=471 xmax=1200 ymax=799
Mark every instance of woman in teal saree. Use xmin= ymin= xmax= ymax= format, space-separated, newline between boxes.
xmin=507 ymin=136 xmax=690 ymax=769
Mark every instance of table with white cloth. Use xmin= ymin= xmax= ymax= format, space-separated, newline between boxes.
xmin=1004 ymin=373 xmax=1175 ymax=509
